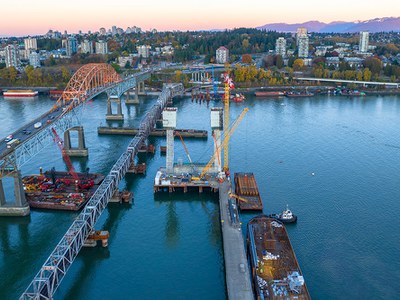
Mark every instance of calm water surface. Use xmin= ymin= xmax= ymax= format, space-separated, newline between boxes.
xmin=0 ymin=93 xmax=399 ymax=299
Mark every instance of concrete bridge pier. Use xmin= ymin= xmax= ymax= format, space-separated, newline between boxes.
xmin=64 ymin=126 xmax=89 ymax=157
xmin=0 ymin=172 xmax=30 ymax=217
xmin=106 ymin=96 xmax=124 ymax=121
xmin=125 ymin=89 xmax=139 ymax=104
xmin=138 ymin=81 xmax=146 ymax=95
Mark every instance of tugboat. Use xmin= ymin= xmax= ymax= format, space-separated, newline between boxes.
xmin=268 ymin=205 xmax=297 ymax=223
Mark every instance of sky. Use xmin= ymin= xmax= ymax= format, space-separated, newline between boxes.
xmin=1 ymin=0 xmax=399 ymax=36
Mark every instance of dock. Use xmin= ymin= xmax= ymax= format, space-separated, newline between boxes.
xmin=98 ymin=127 xmax=208 ymax=138
xmin=234 ymin=172 xmax=263 ymax=211
xmin=219 ymin=180 xmax=254 ymax=300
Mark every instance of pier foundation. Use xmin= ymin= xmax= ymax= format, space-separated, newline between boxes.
xmin=64 ymin=126 xmax=89 ymax=157
xmin=0 ymin=172 xmax=30 ymax=217
xmin=106 ymin=96 xmax=124 ymax=121
xmin=125 ymin=89 xmax=139 ymax=104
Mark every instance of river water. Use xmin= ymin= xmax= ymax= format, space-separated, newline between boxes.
xmin=0 ymin=92 xmax=399 ymax=299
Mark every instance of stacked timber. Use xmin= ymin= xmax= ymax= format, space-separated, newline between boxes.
xmin=234 ymin=173 xmax=263 ymax=211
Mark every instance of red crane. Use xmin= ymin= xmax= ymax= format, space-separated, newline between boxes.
xmin=51 ymin=128 xmax=80 ymax=183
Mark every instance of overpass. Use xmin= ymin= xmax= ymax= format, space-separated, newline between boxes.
xmin=294 ymin=77 xmax=400 ymax=88
xmin=20 ymin=83 xmax=184 ymax=299
xmin=0 ymin=64 xmax=151 ymax=216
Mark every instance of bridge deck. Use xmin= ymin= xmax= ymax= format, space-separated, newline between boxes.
xmin=219 ymin=181 xmax=254 ymax=300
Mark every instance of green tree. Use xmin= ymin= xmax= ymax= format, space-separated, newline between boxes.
xmin=364 ymin=57 xmax=382 ymax=75
xmin=61 ymin=66 xmax=71 ymax=83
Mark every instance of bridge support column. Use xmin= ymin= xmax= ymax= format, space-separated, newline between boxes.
xmin=0 ymin=179 xmax=5 ymax=207
xmin=125 ymin=89 xmax=139 ymax=104
xmin=163 ymin=108 xmax=177 ymax=174
xmin=0 ymin=172 xmax=30 ymax=216
xmin=64 ymin=126 xmax=89 ymax=157
xmin=138 ymin=81 xmax=146 ymax=95
xmin=106 ymin=96 xmax=124 ymax=121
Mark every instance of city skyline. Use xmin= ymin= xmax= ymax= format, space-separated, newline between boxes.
xmin=1 ymin=0 xmax=400 ymax=36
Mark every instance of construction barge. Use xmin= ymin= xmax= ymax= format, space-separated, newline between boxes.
xmin=22 ymin=170 xmax=105 ymax=211
xmin=234 ymin=172 xmax=263 ymax=211
xmin=98 ymin=127 xmax=208 ymax=138
xmin=247 ymin=216 xmax=310 ymax=299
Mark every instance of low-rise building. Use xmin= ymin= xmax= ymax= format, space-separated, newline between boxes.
xmin=29 ymin=52 xmax=41 ymax=68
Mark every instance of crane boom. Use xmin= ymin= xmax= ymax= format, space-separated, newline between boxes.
xmin=175 ymin=131 xmax=193 ymax=164
xmin=51 ymin=128 xmax=80 ymax=182
xmin=229 ymin=193 xmax=249 ymax=203
xmin=194 ymin=107 xmax=248 ymax=180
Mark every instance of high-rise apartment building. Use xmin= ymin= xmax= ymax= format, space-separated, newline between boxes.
xmin=5 ymin=44 xmax=20 ymax=69
xmin=216 ymin=46 xmax=229 ymax=64
xmin=95 ymin=40 xmax=108 ymax=54
xmin=359 ymin=31 xmax=369 ymax=53
xmin=81 ymin=40 xmax=93 ymax=54
xmin=296 ymin=27 xmax=308 ymax=45
xmin=298 ymin=36 xmax=309 ymax=58
xmin=66 ymin=36 xmax=78 ymax=57
xmin=275 ymin=37 xmax=286 ymax=57
xmin=24 ymin=37 xmax=37 ymax=51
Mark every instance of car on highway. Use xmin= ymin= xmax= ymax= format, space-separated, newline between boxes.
xmin=5 ymin=135 xmax=13 ymax=142
xmin=34 ymin=122 xmax=42 ymax=129
xmin=6 ymin=138 xmax=20 ymax=148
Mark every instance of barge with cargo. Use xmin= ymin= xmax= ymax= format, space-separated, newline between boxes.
xmin=3 ymin=89 xmax=38 ymax=98
xmin=247 ymin=215 xmax=310 ymax=299
xmin=234 ymin=172 xmax=263 ymax=211
xmin=22 ymin=170 xmax=104 ymax=211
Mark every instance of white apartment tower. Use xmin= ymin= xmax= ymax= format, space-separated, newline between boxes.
xmin=216 ymin=46 xmax=229 ymax=64
xmin=24 ymin=37 xmax=37 ymax=51
xmin=81 ymin=40 xmax=94 ymax=54
xmin=359 ymin=31 xmax=369 ymax=53
xmin=296 ymin=27 xmax=308 ymax=45
xmin=5 ymin=44 xmax=20 ymax=69
xmin=275 ymin=37 xmax=286 ymax=57
xmin=95 ymin=40 xmax=108 ymax=54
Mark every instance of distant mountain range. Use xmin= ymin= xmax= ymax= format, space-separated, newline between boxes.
xmin=256 ymin=17 xmax=400 ymax=33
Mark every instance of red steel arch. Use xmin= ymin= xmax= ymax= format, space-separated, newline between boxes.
xmin=54 ymin=63 xmax=121 ymax=110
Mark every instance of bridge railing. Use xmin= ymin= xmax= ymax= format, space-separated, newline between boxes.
xmin=20 ymin=83 xmax=183 ymax=300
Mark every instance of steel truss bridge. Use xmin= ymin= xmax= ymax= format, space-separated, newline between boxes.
xmin=0 ymin=63 xmax=151 ymax=178
xmin=20 ymin=83 xmax=183 ymax=299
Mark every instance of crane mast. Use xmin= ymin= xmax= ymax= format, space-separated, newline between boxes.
xmin=223 ymin=72 xmax=233 ymax=172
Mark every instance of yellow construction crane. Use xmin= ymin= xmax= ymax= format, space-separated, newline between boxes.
xmin=191 ymin=107 xmax=248 ymax=181
xmin=223 ymin=72 xmax=233 ymax=172
xmin=228 ymin=193 xmax=249 ymax=203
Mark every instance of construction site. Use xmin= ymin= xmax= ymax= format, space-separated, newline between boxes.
xmin=153 ymin=73 xmax=260 ymax=300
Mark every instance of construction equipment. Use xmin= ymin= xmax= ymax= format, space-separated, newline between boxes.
xmin=228 ymin=192 xmax=249 ymax=203
xmin=175 ymin=131 xmax=193 ymax=164
xmin=51 ymin=128 xmax=94 ymax=189
xmin=223 ymin=72 xmax=234 ymax=172
xmin=191 ymin=107 xmax=248 ymax=181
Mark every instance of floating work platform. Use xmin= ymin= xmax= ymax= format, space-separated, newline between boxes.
xmin=127 ymin=162 xmax=147 ymax=174
xmin=22 ymin=170 xmax=105 ymax=211
xmin=98 ymin=127 xmax=208 ymax=138
xmin=234 ymin=173 xmax=263 ymax=211
xmin=153 ymin=168 xmax=219 ymax=193
xmin=247 ymin=216 xmax=311 ymax=299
